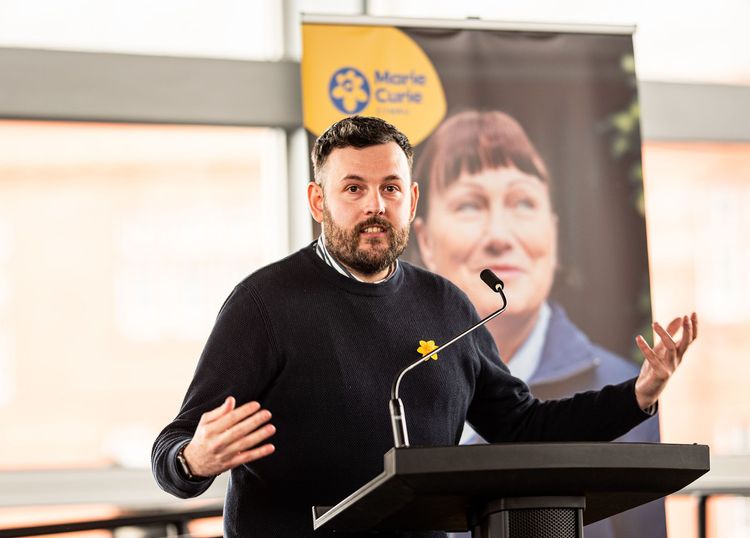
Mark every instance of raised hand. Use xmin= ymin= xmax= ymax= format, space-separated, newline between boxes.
xmin=634 ymin=312 xmax=698 ymax=410
xmin=183 ymin=396 xmax=276 ymax=478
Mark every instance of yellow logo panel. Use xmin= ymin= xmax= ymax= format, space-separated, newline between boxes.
xmin=301 ymin=24 xmax=447 ymax=146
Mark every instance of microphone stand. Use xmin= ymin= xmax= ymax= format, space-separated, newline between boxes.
xmin=389 ymin=270 xmax=508 ymax=448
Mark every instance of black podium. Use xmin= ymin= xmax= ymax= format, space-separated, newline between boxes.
xmin=312 ymin=443 xmax=709 ymax=537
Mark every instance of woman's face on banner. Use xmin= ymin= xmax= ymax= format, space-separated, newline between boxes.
xmin=415 ymin=166 xmax=557 ymax=320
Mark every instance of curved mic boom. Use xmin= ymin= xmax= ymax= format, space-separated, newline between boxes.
xmin=388 ymin=269 xmax=508 ymax=448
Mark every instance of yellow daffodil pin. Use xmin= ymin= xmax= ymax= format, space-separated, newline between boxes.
xmin=417 ymin=340 xmax=439 ymax=361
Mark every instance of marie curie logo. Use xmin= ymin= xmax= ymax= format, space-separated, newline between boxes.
xmin=328 ymin=67 xmax=370 ymax=114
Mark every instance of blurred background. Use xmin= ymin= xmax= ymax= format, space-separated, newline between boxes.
xmin=0 ymin=1 xmax=749 ymax=537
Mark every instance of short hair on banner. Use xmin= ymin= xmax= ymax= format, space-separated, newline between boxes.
xmin=414 ymin=110 xmax=550 ymax=220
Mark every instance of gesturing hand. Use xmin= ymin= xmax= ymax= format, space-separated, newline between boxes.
xmin=634 ymin=312 xmax=698 ymax=411
xmin=183 ymin=396 xmax=276 ymax=478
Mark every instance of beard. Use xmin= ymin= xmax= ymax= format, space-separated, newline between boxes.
xmin=322 ymin=209 xmax=410 ymax=276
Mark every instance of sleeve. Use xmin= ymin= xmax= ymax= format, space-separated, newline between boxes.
xmin=467 ymin=326 xmax=652 ymax=443
xmin=151 ymin=283 xmax=282 ymax=498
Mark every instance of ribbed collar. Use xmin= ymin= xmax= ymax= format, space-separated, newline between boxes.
xmin=302 ymin=242 xmax=405 ymax=297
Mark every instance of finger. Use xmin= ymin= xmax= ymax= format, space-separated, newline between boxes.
xmin=691 ymin=312 xmax=699 ymax=340
xmin=636 ymin=335 xmax=672 ymax=379
xmin=211 ymin=401 xmax=262 ymax=432
xmin=653 ymin=322 xmax=677 ymax=351
xmin=635 ymin=335 xmax=659 ymax=364
xmin=651 ymin=319 xmax=678 ymax=355
xmin=217 ymin=409 xmax=273 ymax=447
xmin=677 ymin=315 xmax=693 ymax=356
xmin=225 ymin=443 xmax=276 ymax=470
xmin=226 ymin=423 xmax=277 ymax=454
xmin=201 ymin=396 xmax=235 ymax=423
xmin=665 ymin=317 xmax=683 ymax=337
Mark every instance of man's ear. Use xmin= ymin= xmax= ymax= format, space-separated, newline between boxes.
xmin=413 ymin=216 xmax=437 ymax=272
xmin=307 ymin=181 xmax=324 ymax=223
xmin=409 ymin=181 xmax=420 ymax=223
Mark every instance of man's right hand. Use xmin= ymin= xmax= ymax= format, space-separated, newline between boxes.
xmin=182 ymin=396 xmax=276 ymax=478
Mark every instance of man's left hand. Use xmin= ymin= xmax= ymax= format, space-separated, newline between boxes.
xmin=634 ymin=312 xmax=698 ymax=411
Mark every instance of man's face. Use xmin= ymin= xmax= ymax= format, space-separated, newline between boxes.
xmin=307 ymin=142 xmax=419 ymax=280
xmin=414 ymin=166 xmax=557 ymax=319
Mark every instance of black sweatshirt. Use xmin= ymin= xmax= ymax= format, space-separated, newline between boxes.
xmin=152 ymin=243 xmax=650 ymax=537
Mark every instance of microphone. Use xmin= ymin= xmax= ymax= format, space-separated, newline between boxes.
xmin=388 ymin=270 xmax=508 ymax=448
xmin=480 ymin=269 xmax=504 ymax=292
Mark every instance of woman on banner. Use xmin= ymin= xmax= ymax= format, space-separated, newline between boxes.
xmin=411 ymin=110 xmax=665 ymax=538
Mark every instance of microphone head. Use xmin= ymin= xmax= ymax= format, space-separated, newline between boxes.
xmin=480 ymin=269 xmax=504 ymax=292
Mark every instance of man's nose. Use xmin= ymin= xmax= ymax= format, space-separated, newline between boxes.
xmin=364 ymin=190 xmax=385 ymax=215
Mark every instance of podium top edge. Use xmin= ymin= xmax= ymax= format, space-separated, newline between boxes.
xmin=384 ymin=442 xmax=710 ymax=474
xmin=385 ymin=442 xmax=709 ymax=453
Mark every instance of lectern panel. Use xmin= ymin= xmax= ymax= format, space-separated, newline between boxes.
xmin=312 ymin=443 xmax=709 ymax=533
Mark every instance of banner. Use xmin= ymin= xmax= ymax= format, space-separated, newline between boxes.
xmin=302 ymin=18 xmax=659 ymax=538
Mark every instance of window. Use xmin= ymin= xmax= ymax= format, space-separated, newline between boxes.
xmin=0 ymin=120 xmax=287 ymax=470
xmin=643 ymin=141 xmax=750 ymax=538
xmin=0 ymin=0 xmax=283 ymax=60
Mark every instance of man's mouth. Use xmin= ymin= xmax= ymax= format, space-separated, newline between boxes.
xmin=361 ymin=226 xmax=386 ymax=234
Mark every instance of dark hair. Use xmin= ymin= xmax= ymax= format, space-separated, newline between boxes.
xmin=414 ymin=110 xmax=549 ymax=219
xmin=311 ymin=116 xmax=414 ymax=183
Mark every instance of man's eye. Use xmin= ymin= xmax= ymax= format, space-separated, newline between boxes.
xmin=346 ymin=185 xmax=360 ymax=193
xmin=384 ymin=185 xmax=399 ymax=193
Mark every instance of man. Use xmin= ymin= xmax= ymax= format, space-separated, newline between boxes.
xmin=152 ymin=116 xmax=697 ymax=537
